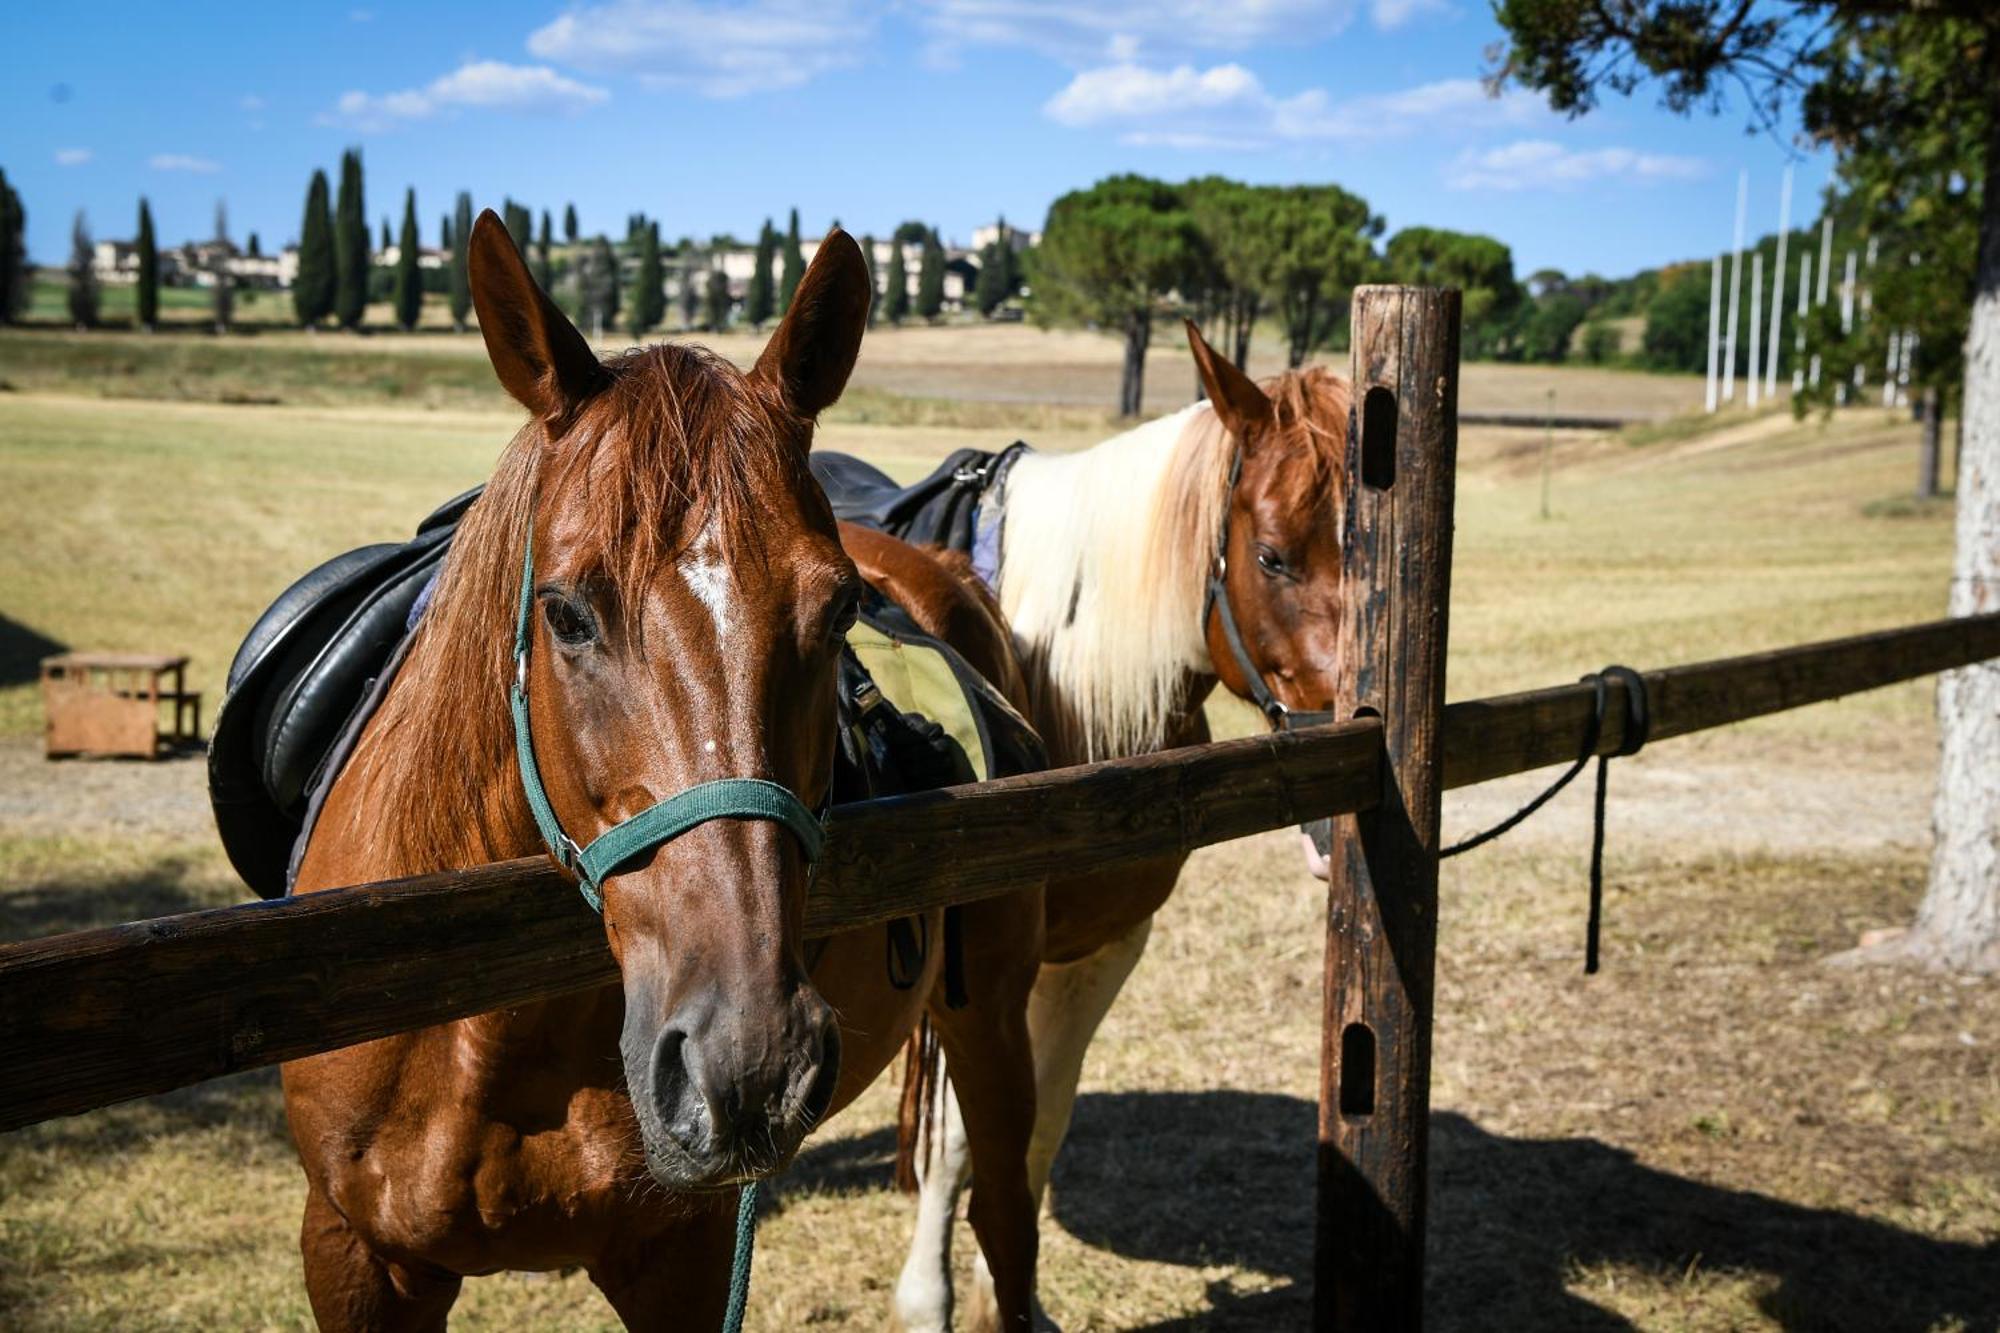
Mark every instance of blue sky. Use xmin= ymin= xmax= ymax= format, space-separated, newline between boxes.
xmin=3 ymin=1 xmax=1830 ymax=278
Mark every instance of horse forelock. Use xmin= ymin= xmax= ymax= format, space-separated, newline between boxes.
xmin=335 ymin=343 xmax=806 ymax=879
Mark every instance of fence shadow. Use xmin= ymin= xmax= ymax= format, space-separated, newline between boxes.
xmin=0 ymin=856 xmax=232 ymax=943
xmin=0 ymin=612 xmax=65 ymax=689
xmin=1045 ymin=1090 xmax=2000 ymax=1332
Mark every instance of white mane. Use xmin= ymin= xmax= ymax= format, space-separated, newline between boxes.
xmin=996 ymin=402 xmax=1233 ymax=762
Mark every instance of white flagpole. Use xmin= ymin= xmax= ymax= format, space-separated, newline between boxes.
xmin=1748 ymin=252 xmax=1763 ymax=409
xmin=1837 ymin=249 xmax=1857 ymax=405
xmin=1793 ymin=251 xmax=1811 ymax=393
xmin=1724 ymin=170 xmax=1747 ymax=402
xmin=1766 ymin=165 xmax=1792 ymax=398
xmin=1706 ymin=254 xmax=1723 ymax=412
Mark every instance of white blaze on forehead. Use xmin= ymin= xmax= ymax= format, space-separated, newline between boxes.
xmin=678 ymin=525 xmax=733 ymax=640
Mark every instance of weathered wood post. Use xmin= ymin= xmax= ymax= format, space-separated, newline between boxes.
xmin=1316 ymin=285 xmax=1461 ymax=1330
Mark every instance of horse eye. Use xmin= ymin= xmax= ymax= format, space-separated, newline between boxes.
xmin=542 ymin=594 xmax=596 ymax=646
xmin=1255 ymin=546 xmax=1289 ymax=578
xmin=828 ymin=587 xmax=860 ymax=642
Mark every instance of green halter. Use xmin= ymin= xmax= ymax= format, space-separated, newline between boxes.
xmin=509 ymin=529 xmax=826 ymax=913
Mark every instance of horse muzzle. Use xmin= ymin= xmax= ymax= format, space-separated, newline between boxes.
xmin=624 ymin=985 xmax=841 ymax=1190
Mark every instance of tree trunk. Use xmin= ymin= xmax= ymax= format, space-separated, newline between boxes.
xmin=1233 ymin=294 xmax=1256 ymax=370
xmin=1120 ymin=310 xmax=1151 ymax=418
xmin=1899 ymin=61 xmax=2000 ymax=972
xmin=1919 ymin=386 xmax=1942 ymax=499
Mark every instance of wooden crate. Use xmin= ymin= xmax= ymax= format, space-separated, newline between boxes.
xmin=41 ymin=652 xmax=201 ymax=760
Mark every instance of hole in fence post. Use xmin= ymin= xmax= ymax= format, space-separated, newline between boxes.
xmin=1339 ymin=1022 xmax=1376 ymax=1118
xmin=1361 ymin=386 xmax=1397 ymax=491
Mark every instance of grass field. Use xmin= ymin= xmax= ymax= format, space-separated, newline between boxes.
xmin=0 ymin=327 xmax=1991 ymax=1331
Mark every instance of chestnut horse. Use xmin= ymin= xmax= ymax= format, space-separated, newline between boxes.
xmin=895 ymin=325 xmax=1350 ymax=1329
xmin=283 ymin=212 xmax=1042 ymax=1331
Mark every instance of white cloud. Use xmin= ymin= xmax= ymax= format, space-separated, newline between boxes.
xmin=323 ymin=60 xmax=609 ymax=131
xmin=1044 ymin=65 xmax=1545 ymax=149
xmin=916 ymin=0 xmax=1361 ymax=65
xmin=54 ymin=147 xmax=92 ymax=166
xmin=527 ymin=1 xmax=866 ymax=98
xmin=1369 ymin=0 xmax=1449 ymax=29
xmin=1445 ymin=139 xmax=1706 ymax=191
xmin=150 ymin=153 xmax=220 ymax=173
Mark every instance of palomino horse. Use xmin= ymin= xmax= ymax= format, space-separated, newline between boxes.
xmin=283 ymin=211 xmax=1042 ymax=1331
xmin=895 ymin=324 xmax=1349 ymax=1329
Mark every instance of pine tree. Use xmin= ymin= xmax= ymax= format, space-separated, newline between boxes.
xmin=884 ymin=239 xmax=909 ymax=325
xmin=628 ymin=222 xmax=664 ymax=337
xmin=0 ymin=168 xmax=22 ymax=325
xmin=394 ymin=187 xmax=421 ymax=331
xmin=333 ymin=148 xmax=368 ymax=330
xmin=779 ymin=208 xmax=804 ymax=313
xmin=747 ymin=218 xmax=776 ymax=329
xmin=974 ymin=216 xmax=1017 ymax=317
xmin=859 ymin=234 xmax=879 ymax=326
xmin=564 ymin=203 xmax=578 ymax=244
xmin=211 ymin=199 xmax=233 ymax=334
xmin=536 ymin=210 xmax=553 ymax=290
xmin=295 ymin=169 xmax=335 ymax=328
xmin=449 ymin=191 xmax=473 ymax=332
xmin=135 ymin=198 xmax=159 ymax=331
xmin=915 ymin=226 xmax=945 ymax=321
xmin=67 ymin=211 xmax=98 ymax=329
xmin=704 ymin=265 xmax=730 ymax=331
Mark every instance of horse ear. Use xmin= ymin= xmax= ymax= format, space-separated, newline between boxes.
xmin=753 ymin=229 xmax=871 ymax=426
xmin=469 ymin=209 xmax=601 ymax=424
xmin=1186 ymin=319 xmax=1273 ymax=447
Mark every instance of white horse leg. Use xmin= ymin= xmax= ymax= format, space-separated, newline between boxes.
xmin=893 ymin=1060 xmax=971 ymax=1332
xmin=966 ymin=915 xmax=1156 ymax=1328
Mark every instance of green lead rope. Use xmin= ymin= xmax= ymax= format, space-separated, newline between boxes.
xmin=722 ymin=1181 xmax=759 ymax=1333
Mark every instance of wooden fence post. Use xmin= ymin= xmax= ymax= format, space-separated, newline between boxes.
xmin=1316 ymin=285 xmax=1461 ymax=1330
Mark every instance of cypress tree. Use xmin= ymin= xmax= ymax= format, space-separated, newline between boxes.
xmin=246 ymin=231 xmax=261 ymax=258
xmin=916 ymin=227 xmax=945 ymax=322
xmin=504 ymin=199 xmax=530 ymax=256
xmin=587 ymin=234 xmax=620 ymax=337
xmin=778 ymin=207 xmax=804 ymax=313
xmin=211 ymin=199 xmax=233 ymax=335
xmin=703 ymin=265 xmax=730 ymax=331
xmin=859 ymin=234 xmax=878 ymax=326
xmin=679 ymin=252 xmax=701 ymax=329
xmin=439 ymin=215 xmax=450 ymax=253
xmin=380 ymin=218 xmax=391 ymax=252
xmin=449 ymin=191 xmax=473 ymax=332
xmin=295 ymin=169 xmax=334 ymax=328
xmin=536 ymin=210 xmax=553 ymax=290
xmin=394 ymin=187 xmax=421 ymax=331
xmin=333 ymin=148 xmax=368 ymax=330
xmin=67 ymin=211 xmax=98 ymax=329
xmin=628 ymin=222 xmax=664 ymax=337
xmin=0 ymin=168 xmax=21 ymax=325
xmin=135 ymin=198 xmax=159 ymax=331
xmin=747 ymin=218 xmax=776 ymax=329
xmin=884 ymin=238 xmax=909 ymax=325
xmin=563 ymin=203 xmax=578 ymax=244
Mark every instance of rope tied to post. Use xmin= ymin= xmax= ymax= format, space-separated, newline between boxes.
xmin=1441 ymin=665 xmax=1651 ymax=973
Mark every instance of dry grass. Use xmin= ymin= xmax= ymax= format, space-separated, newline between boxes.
xmin=0 ymin=343 xmax=1990 ymax=1330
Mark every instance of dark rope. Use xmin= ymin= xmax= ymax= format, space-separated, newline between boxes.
xmin=1441 ymin=666 xmax=1650 ymax=973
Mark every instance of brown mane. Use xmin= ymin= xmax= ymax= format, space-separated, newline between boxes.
xmin=318 ymin=343 xmax=803 ymax=881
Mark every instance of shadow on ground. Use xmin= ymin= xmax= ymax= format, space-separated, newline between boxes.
xmin=795 ymin=1090 xmax=1997 ymax=1331
xmin=0 ymin=613 xmax=65 ymax=689
xmin=0 ymin=854 xmax=228 ymax=942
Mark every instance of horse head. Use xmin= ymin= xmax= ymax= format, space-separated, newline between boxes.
xmin=468 ymin=210 xmax=872 ymax=1188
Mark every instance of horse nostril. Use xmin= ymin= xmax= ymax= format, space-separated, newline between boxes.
xmin=798 ymin=1022 xmax=841 ymax=1128
xmin=648 ymin=1026 xmax=710 ymax=1149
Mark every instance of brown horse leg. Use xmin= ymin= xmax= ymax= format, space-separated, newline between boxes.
xmin=299 ymin=1188 xmax=461 ymax=1332
xmin=927 ymin=893 xmax=1043 ymax=1333
xmin=588 ymin=1198 xmax=735 ymax=1331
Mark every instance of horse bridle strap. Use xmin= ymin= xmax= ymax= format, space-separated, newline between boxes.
xmin=1202 ymin=445 xmax=1335 ymax=733
xmin=510 ymin=530 xmax=825 ymax=914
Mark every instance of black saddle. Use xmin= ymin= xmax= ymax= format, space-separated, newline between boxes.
xmin=810 ymin=443 xmax=1029 ymax=563
xmin=209 ymin=486 xmax=1045 ymax=907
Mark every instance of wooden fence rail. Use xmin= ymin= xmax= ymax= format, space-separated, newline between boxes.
xmin=2 ymin=609 xmax=1995 ymax=1134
